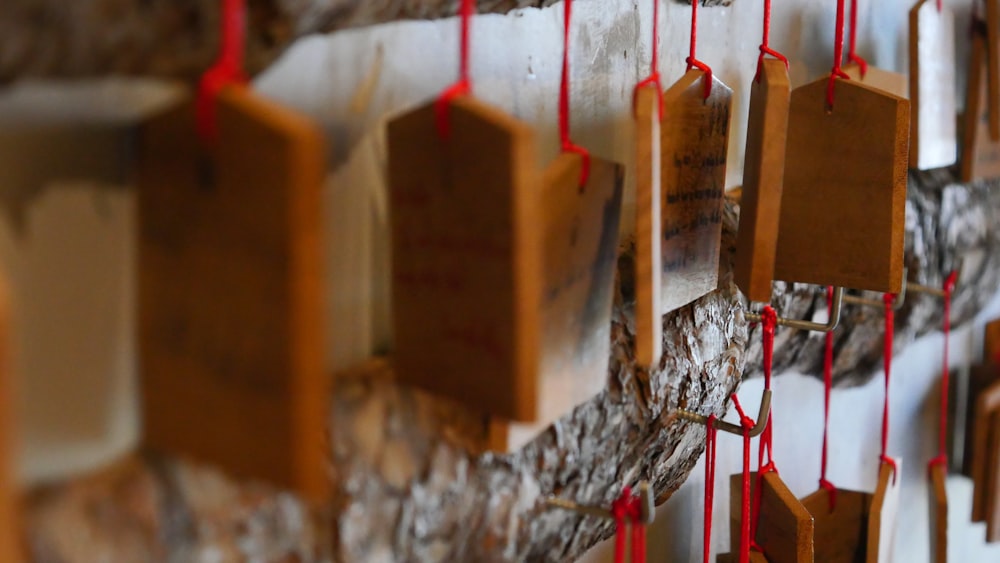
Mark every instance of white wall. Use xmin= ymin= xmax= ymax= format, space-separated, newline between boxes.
xmin=1 ymin=0 xmax=997 ymax=561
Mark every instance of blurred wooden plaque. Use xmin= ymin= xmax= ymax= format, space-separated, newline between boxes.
xmin=388 ymin=96 xmax=542 ymax=422
xmin=928 ymin=463 xmax=948 ymax=563
xmin=908 ymin=0 xmax=958 ymax=170
xmin=985 ymin=318 xmax=1000 ymax=363
xmin=971 ymin=379 xmax=1000 ymax=523
xmin=868 ymin=460 xmax=902 ymax=562
xmin=735 ymin=59 xmax=790 ymax=302
xmin=802 ymin=487 xmax=872 ymax=562
xmin=730 ymin=472 xmax=814 ymax=563
xmin=139 ymin=90 xmax=328 ymax=499
xmin=774 ymin=76 xmax=908 ymax=293
xmin=660 ymin=70 xmax=731 ymax=312
xmin=986 ymin=0 xmax=1000 ymax=139
xmin=844 ymin=63 xmax=909 ymax=99
xmin=634 ymin=86 xmax=662 ymax=366
xmin=961 ymin=28 xmax=1000 ymax=183
xmin=0 ymin=284 xmax=19 ymax=562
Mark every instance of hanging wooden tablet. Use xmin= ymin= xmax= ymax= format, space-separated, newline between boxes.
xmin=0 ymin=283 xmax=20 ymax=562
xmin=960 ymin=29 xmax=1000 ymax=183
xmin=774 ymin=76 xmax=908 ymax=293
xmin=489 ymin=153 xmax=623 ymax=451
xmin=843 ymin=64 xmax=909 ymax=99
xmin=928 ymin=463 xmax=948 ymax=563
xmin=970 ymin=379 xmax=1000 ymax=523
xmin=867 ymin=460 xmax=903 ymax=562
xmin=735 ymin=59 xmax=790 ymax=302
xmin=987 ymin=412 xmax=1000 ymax=542
xmin=986 ymin=0 xmax=1000 ymax=140
xmin=984 ymin=318 xmax=1000 ymax=362
xmin=634 ymin=86 xmax=662 ymax=365
xmin=387 ymin=96 xmax=542 ymax=423
xmin=660 ymin=70 xmax=732 ymax=312
xmin=138 ymin=89 xmax=328 ymax=499
xmin=801 ymin=487 xmax=872 ymax=562
xmin=908 ymin=0 xmax=958 ymax=170
xmin=730 ymin=472 xmax=814 ymax=563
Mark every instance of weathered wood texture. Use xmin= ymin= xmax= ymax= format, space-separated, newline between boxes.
xmin=0 ymin=0 xmax=729 ymax=83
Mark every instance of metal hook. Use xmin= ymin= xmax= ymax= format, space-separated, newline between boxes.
xmin=746 ymin=287 xmax=844 ymax=333
xmin=545 ymin=481 xmax=655 ymax=525
xmin=842 ymin=268 xmax=909 ymax=310
xmin=906 ymin=260 xmax=963 ymax=298
xmin=676 ymin=389 xmax=773 ymax=438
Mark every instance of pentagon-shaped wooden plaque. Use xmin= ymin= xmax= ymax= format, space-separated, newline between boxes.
xmin=928 ymin=462 xmax=948 ymax=563
xmin=730 ymin=472 xmax=814 ymax=563
xmin=735 ymin=59 xmax=790 ymax=303
xmin=801 ymin=487 xmax=872 ymax=563
xmin=388 ymin=96 xmax=542 ymax=423
xmin=868 ymin=460 xmax=902 ymax=562
xmin=774 ymin=77 xmax=908 ymax=293
xmin=138 ymin=89 xmax=328 ymax=499
xmin=843 ymin=64 xmax=909 ymax=99
xmin=908 ymin=0 xmax=958 ymax=170
xmin=634 ymin=86 xmax=662 ymax=366
xmin=961 ymin=29 xmax=1000 ymax=183
xmin=660 ymin=70 xmax=732 ymax=312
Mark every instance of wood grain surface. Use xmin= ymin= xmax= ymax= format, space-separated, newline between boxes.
xmin=138 ymin=88 xmax=328 ymax=499
xmin=802 ymin=487 xmax=871 ymax=563
xmin=634 ymin=86 xmax=663 ymax=366
xmin=843 ymin=64 xmax=909 ymax=99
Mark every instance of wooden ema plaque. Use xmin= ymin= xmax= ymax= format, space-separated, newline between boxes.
xmin=971 ymin=379 xmax=1000 ymax=533
xmin=387 ymin=96 xmax=541 ymax=422
xmin=928 ymin=463 xmax=948 ymax=563
xmin=660 ymin=70 xmax=732 ymax=313
xmin=729 ymin=472 xmax=814 ymax=563
xmin=735 ymin=59 xmax=791 ymax=303
xmin=634 ymin=86 xmax=662 ymax=366
xmin=774 ymin=76 xmax=908 ymax=293
xmin=867 ymin=461 xmax=902 ymax=562
xmin=138 ymin=90 xmax=328 ymax=499
xmin=986 ymin=0 xmax=1000 ymax=140
xmin=489 ymin=153 xmax=623 ymax=451
xmin=908 ymin=0 xmax=958 ymax=170
xmin=843 ymin=64 xmax=909 ymax=99
xmin=960 ymin=30 xmax=1000 ymax=183
xmin=0 ymin=285 xmax=19 ymax=562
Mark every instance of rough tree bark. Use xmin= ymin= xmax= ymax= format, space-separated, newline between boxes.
xmin=0 ymin=0 xmax=729 ymax=84
xmin=22 ymin=167 xmax=1000 ymax=562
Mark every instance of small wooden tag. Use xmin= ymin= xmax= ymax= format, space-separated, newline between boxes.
xmin=971 ymin=379 xmax=1000 ymax=523
xmin=660 ymin=70 xmax=732 ymax=312
xmin=960 ymin=29 xmax=1000 ymax=183
xmin=729 ymin=472 xmax=814 ymax=563
xmin=735 ymin=59 xmax=791 ymax=303
xmin=908 ymin=0 xmax=958 ymax=170
xmin=387 ymin=96 xmax=542 ymax=422
xmin=774 ymin=76 xmax=908 ymax=293
xmin=868 ymin=460 xmax=903 ymax=562
xmin=843 ymin=63 xmax=909 ymax=99
xmin=928 ymin=462 xmax=948 ymax=563
xmin=634 ymin=86 xmax=662 ymax=366
xmin=138 ymin=89 xmax=328 ymax=499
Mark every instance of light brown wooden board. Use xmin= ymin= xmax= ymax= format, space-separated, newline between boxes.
xmin=717 ymin=552 xmax=770 ymax=563
xmin=634 ymin=86 xmax=662 ymax=366
xmin=735 ymin=59 xmax=790 ymax=303
xmin=774 ymin=76 xmax=908 ymax=293
xmin=984 ymin=319 xmax=1000 ymax=363
xmin=138 ymin=89 xmax=328 ymax=500
xmin=488 ymin=153 xmax=623 ymax=452
xmin=867 ymin=460 xmax=902 ymax=562
xmin=960 ymin=29 xmax=1000 ymax=183
xmin=908 ymin=0 xmax=958 ymax=170
xmin=928 ymin=462 xmax=948 ymax=563
xmin=986 ymin=0 xmax=1000 ymax=140
xmin=971 ymin=379 xmax=1000 ymax=523
xmin=988 ymin=410 xmax=1000 ymax=542
xmin=801 ymin=487 xmax=871 ymax=563
xmin=387 ymin=96 xmax=541 ymax=422
xmin=660 ymin=69 xmax=732 ymax=312
xmin=729 ymin=472 xmax=813 ymax=563
xmin=0 ymin=284 xmax=19 ymax=562
xmin=843 ymin=64 xmax=909 ymax=99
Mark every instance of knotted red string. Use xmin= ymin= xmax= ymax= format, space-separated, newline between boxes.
xmin=732 ymin=394 xmax=757 ymax=563
xmin=929 ymin=271 xmax=958 ymax=473
xmin=633 ymin=0 xmax=664 ymax=119
xmin=703 ymin=414 xmax=718 ymax=563
xmin=613 ymin=486 xmax=647 ymax=563
xmin=846 ymin=0 xmax=869 ymax=78
xmin=197 ymin=0 xmax=248 ymax=142
xmin=827 ymin=0 xmax=852 ymax=108
xmin=750 ymin=307 xmax=778 ymax=552
xmin=686 ymin=0 xmax=713 ymax=99
xmin=434 ymin=0 xmax=474 ymax=138
xmin=560 ymin=0 xmax=591 ymax=188
xmin=755 ymin=0 xmax=789 ymax=82
xmin=818 ymin=286 xmax=838 ymax=510
xmin=881 ymin=293 xmax=899 ymax=483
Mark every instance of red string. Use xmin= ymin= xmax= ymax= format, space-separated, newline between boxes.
xmin=613 ymin=487 xmax=647 ymax=563
xmin=703 ymin=415 xmax=718 ymax=563
xmin=560 ymin=0 xmax=591 ymax=188
xmin=846 ymin=0 xmax=869 ymax=78
xmin=929 ymin=271 xmax=958 ymax=472
xmin=818 ymin=286 xmax=838 ymax=511
xmin=755 ymin=0 xmax=789 ymax=82
xmin=686 ymin=0 xmax=713 ymax=99
xmin=936 ymin=0 xmax=942 ymax=13
xmin=732 ymin=395 xmax=757 ymax=563
xmin=750 ymin=307 xmax=778 ymax=551
xmin=197 ymin=0 xmax=248 ymax=142
xmin=881 ymin=293 xmax=899 ymax=483
xmin=434 ymin=0 xmax=474 ymax=138
xmin=633 ymin=0 xmax=664 ymax=119
xmin=827 ymin=0 xmax=852 ymax=108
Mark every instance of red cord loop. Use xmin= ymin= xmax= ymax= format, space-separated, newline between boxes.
xmin=686 ymin=0 xmax=713 ymax=99
xmin=846 ymin=0 xmax=868 ymax=78
xmin=703 ymin=415 xmax=718 ymax=563
xmin=819 ymin=286 xmax=837 ymax=511
xmin=633 ymin=0 xmax=664 ymax=119
xmin=435 ymin=0 xmax=474 ymax=139
xmin=197 ymin=0 xmax=248 ymax=142
xmin=613 ymin=486 xmax=647 ymax=563
xmin=732 ymin=394 xmax=755 ymax=563
xmin=560 ymin=0 xmax=591 ymax=188
xmin=755 ymin=0 xmax=790 ymax=81
xmin=930 ymin=270 xmax=958 ymax=474
xmin=826 ymin=0 xmax=851 ymax=108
